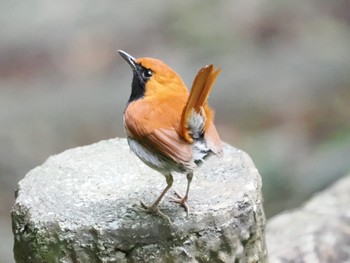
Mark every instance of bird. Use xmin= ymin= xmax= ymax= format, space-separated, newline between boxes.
xmin=118 ymin=50 xmax=223 ymax=221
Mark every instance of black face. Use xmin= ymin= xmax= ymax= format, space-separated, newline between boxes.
xmin=128 ymin=64 xmax=153 ymax=103
xmin=118 ymin=50 xmax=153 ymax=104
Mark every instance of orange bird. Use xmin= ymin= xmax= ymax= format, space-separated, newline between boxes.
xmin=119 ymin=50 xmax=222 ymax=221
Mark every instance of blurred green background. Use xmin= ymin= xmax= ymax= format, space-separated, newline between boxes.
xmin=1 ymin=1 xmax=350 ymax=262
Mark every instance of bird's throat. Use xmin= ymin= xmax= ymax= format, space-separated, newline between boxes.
xmin=128 ymin=71 xmax=146 ymax=103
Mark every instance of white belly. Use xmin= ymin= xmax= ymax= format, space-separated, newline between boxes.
xmin=127 ymin=138 xmax=189 ymax=175
xmin=127 ymin=136 xmax=213 ymax=176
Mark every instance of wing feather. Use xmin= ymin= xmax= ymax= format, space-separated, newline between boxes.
xmin=145 ymin=128 xmax=193 ymax=165
xmin=204 ymin=121 xmax=223 ymax=155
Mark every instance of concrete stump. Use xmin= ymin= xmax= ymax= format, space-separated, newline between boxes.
xmin=12 ymin=138 xmax=267 ymax=263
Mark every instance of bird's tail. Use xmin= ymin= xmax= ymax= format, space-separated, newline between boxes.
xmin=180 ymin=65 xmax=221 ymax=143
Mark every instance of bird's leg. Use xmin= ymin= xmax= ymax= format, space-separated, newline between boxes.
xmin=140 ymin=173 xmax=173 ymax=222
xmin=171 ymin=172 xmax=193 ymax=216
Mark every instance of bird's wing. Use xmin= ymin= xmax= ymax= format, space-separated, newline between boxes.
xmin=124 ymin=97 xmax=193 ymax=166
xmin=144 ymin=128 xmax=193 ymax=165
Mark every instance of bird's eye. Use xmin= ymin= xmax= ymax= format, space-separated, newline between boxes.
xmin=143 ymin=69 xmax=153 ymax=78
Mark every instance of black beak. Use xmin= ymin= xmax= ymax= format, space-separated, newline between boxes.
xmin=118 ymin=50 xmax=137 ymax=70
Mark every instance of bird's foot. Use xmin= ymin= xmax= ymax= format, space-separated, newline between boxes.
xmin=170 ymin=191 xmax=189 ymax=216
xmin=140 ymin=201 xmax=172 ymax=223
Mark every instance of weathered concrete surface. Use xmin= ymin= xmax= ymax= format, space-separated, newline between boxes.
xmin=266 ymin=175 xmax=350 ymax=263
xmin=12 ymin=138 xmax=266 ymax=263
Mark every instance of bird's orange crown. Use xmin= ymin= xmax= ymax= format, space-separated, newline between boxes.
xmin=136 ymin=57 xmax=188 ymax=98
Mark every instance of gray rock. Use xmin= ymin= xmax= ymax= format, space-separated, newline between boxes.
xmin=12 ymin=138 xmax=267 ymax=263
xmin=266 ymin=175 xmax=350 ymax=263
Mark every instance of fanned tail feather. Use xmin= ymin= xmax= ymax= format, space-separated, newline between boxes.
xmin=180 ymin=65 xmax=221 ymax=143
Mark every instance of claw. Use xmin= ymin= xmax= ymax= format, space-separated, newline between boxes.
xmin=170 ymin=191 xmax=190 ymax=217
xmin=139 ymin=201 xmax=172 ymax=223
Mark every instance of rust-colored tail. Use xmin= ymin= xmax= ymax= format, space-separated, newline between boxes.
xmin=180 ymin=65 xmax=221 ymax=143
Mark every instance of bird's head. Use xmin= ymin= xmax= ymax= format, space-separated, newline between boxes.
xmin=118 ymin=50 xmax=187 ymax=103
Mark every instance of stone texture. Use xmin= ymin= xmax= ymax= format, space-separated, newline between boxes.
xmin=266 ymin=175 xmax=350 ymax=263
xmin=12 ymin=138 xmax=266 ymax=263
